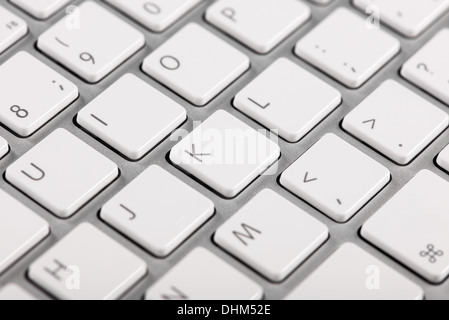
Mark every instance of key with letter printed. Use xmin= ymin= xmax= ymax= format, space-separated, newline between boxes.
xmin=0 ymin=137 xmax=8 ymax=159
xmin=234 ymin=58 xmax=341 ymax=142
xmin=37 ymin=1 xmax=145 ymax=83
xmin=0 ymin=189 xmax=49 ymax=275
xmin=170 ymin=110 xmax=280 ymax=198
xmin=105 ymin=0 xmax=202 ymax=32
xmin=362 ymin=170 xmax=449 ymax=283
xmin=285 ymin=243 xmax=423 ymax=300
xmin=142 ymin=23 xmax=250 ymax=106
xmin=295 ymin=8 xmax=400 ymax=88
xmin=145 ymin=247 xmax=263 ymax=300
xmin=206 ymin=0 xmax=311 ymax=54
xmin=0 ymin=284 xmax=37 ymax=300
xmin=78 ymin=74 xmax=186 ymax=160
xmin=29 ymin=223 xmax=147 ymax=300
xmin=343 ymin=80 xmax=448 ymax=165
xmin=401 ymin=29 xmax=449 ymax=106
xmin=280 ymin=134 xmax=390 ymax=223
xmin=215 ymin=189 xmax=328 ymax=282
xmin=101 ymin=165 xmax=214 ymax=257
xmin=353 ymin=0 xmax=449 ymax=38
xmin=6 ymin=129 xmax=118 ymax=218
xmin=0 ymin=51 xmax=78 ymax=137
xmin=0 ymin=6 xmax=27 ymax=54
xmin=11 ymin=0 xmax=73 ymax=19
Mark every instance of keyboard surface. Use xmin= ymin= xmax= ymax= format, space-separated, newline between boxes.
xmin=1 ymin=0 xmax=449 ymax=300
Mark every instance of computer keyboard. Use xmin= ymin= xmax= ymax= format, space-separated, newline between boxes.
xmin=1 ymin=0 xmax=449 ymax=300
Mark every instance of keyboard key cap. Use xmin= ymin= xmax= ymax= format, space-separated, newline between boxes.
xmin=362 ymin=170 xmax=449 ymax=283
xmin=437 ymin=144 xmax=449 ymax=173
xmin=142 ymin=23 xmax=250 ymax=106
xmin=0 ymin=51 xmax=78 ymax=137
xmin=206 ymin=0 xmax=311 ymax=54
xmin=77 ymin=74 xmax=186 ymax=160
xmin=0 ymin=284 xmax=37 ymax=300
xmin=215 ymin=189 xmax=328 ymax=282
xmin=295 ymin=8 xmax=400 ymax=88
xmin=353 ymin=0 xmax=449 ymax=38
xmin=11 ymin=0 xmax=72 ymax=19
xmin=0 ymin=6 xmax=27 ymax=54
xmin=0 ymin=189 xmax=49 ymax=274
xmin=145 ymin=247 xmax=263 ymax=300
xmin=170 ymin=110 xmax=280 ymax=198
xmin=29 ymin=223 xmax=147 ymax=300
xmin=285 ymin=243 xmax=424 ymax=300
xmin=310 ymin=0 xmax=333 ymax=4
xmin=234 ymin=58 xmax=341 ymax=142
xmin=105 ymin=0 xmax=202 ymax=32
xmin=401 ymin=29 xmax=449 ymax=106
xmin=37 ymin=1 xmax=145 ymax=83
xmin=0 ymin=136 xmax=8 ymax=159
xmin=101 ymin=165 xmax=214 ymax=257
xmin=280 ymin=134 xmax=390 ymax=223
xmin=6 ymin=129 xmax=118 ymax=218
xmin=343 ymin=80 xmax=448 ymax=165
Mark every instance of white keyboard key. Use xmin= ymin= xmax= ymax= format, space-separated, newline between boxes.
xmin=29 ymin=223 xmax=147 ymax=300
xmin=343 ymin=80 xmax=448 ymax=165
xmin=401 ymin=29 xmax=449 ymax=106
xmin=353 ymin=0 xmax=449 ymax=38
xmin=234 ymin=58 xmax=341 ymax=142
xmin=295 ymin=8 xmax=400 ymax=88
xmin=0 ymin=189 xmax=49 ymax=274
xmin=142 ymin=23 xmax=250 ymax=106
xmin=78 ymin=74 xmax=186 ymax=160
xmin=37 ymin=1 xmax=145 ymax=83
xmin=6 ymin=129 xmax=118 ymax=218
xmin=105 ymin=0 xmax=202 ymax=32
xmin=170 ymin=110 xmax=280 ymax=198
xmin=285 ymin=243 xmax=423 ymax=300
xmin=280 ymin=134 xmax=390 ymax=223
xmin=362 ymin=170 xmax=449 ymax=283
xmin=437 ymin=144 xmax=449 ymax=173
xmin=310 ymin=0 xmax=333 ymax=4
xmin=11 ymin=0 xmax=72 ymax=19
xmin=0 ymin=284 xmax=37 ymax=300
xmin=145 ymin=247 xmax=263 ymax=300
xmin=101 ymin=165 xmax=214 ymax=257
xmin=0 ymin=6 xmax=27 ymax=54
xmin=0 ymin=136 xmax=8 ymax=159
xmin=0 ymin=52 xmax=78 ymax=137
xmin=206 ymin=0 xmax=310 ymax=54
xmin=215 ymin=189 xmax=328 ymax=282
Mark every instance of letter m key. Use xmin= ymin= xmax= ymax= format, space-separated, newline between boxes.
xmin=233 ymin=224 xmax=262 ymax=246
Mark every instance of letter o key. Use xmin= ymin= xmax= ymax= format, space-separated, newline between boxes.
xmin=160 ymin=56 xmax=180 ymax=70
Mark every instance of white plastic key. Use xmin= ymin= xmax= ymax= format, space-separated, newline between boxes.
xmin=362 ymin=170 xmax=449 ymax=283
xmin=170 ymin=110 xmax=280 ymax=198
xmin=295 ymin=8 xmax=400 ymax=88
xmin=0 ymin=6 xmax=27 ymax=54
xmin=0 ymin=136 xmax=8 ymax=159
xmin=206 ymin=0 xmax=311 ymax=54
xmin=142 ymin=23 xmax=250 ymax=106
xmin=0 ymin=189 xmax=49 ymax=274
xmin=0 ymin=284 xmax=37 ymax=300
xmin=0 ymin=51 xmax=78 ymax=137
xmin=29 ymin=223 xmax=147 ymax=300
xmin=6 ymin=129 xmax=118 ymax=219
xmin=280 ymin=134 xmax=390 ymax=223
xmin=234 ymin=58 xmax=341 ymax=142
xmin=401 ymin=29 xmax=449 ymax=106
xmin=343 ymin=80 xmax=448 ymax=165
xmin=353 ymin=0 xmax=449 ymax=38
xmin=101 ymin=165 xmax=214 ymax=257
xmin=145 ymin=247 xmax=263 ymax=300
xmin=215 ymin=189 xmax=328 ymax=282
xmin=437 ymin=144 xmax=449 ymax=173
xmin=310 ymin=0 xmax=333 ymax=4
xmin=37 ymin=1 xmax=145 ymax=83
xmin=105 ymin=0 xmax=202 ymax=32
xmin=285 ymin=243 xmax=424 ymax=300
xmin=78 ymin=74 xmax=186 ymax=160
xmin=11 ymin=0 xmax=72 ymax=19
